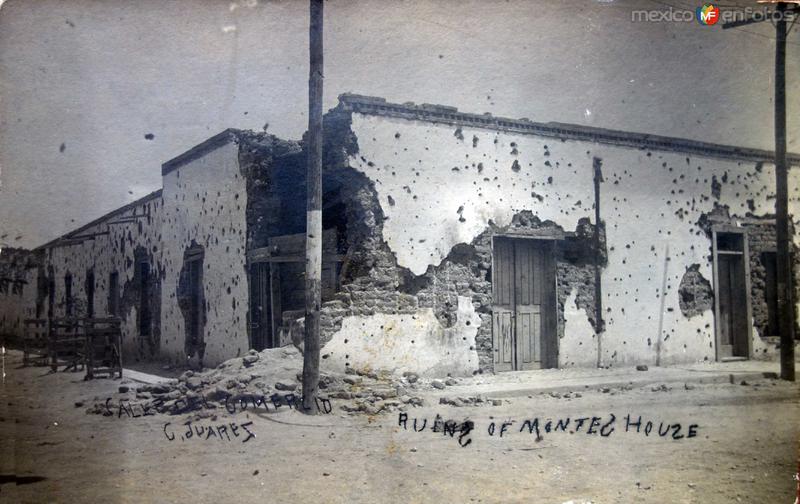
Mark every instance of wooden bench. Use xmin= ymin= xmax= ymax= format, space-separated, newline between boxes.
xmin=49 ymin=318 xmax=86 ymax=373
xmin=23 ymin=318 xmax=49 ymax=366
xmin=84 ymin=317 xmax=122 ymax=379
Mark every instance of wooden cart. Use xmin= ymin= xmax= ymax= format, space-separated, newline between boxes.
xmin=48 ymin=317 xmax=86 ymax=372
xmin=84 ymin=317 xmax=123 ymax=379
xmin=23 ymin=318 xmax=49 ymax=366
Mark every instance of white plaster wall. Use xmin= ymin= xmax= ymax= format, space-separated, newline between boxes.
xmin=596 ymin=147 xmax=745 ymax=365
xmin=46 ymin=195 xmax=163 ymax=360
xmin=347 ymin=112 xmax=800 ymax=367
xmin=349 ymin=114 xmax=595 ymax=276
xmin=560 ymin=290 xmax=598 ymax=368
xmin=160 ymin=140 xmax=250 ymax=366
xmin=321 ymin=296 xmax=480 ymax=377
xmin=8 ymin=136 xmax=252 ymax=367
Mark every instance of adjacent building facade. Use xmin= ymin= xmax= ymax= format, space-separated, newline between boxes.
xmin=1 ymin=94 xmax=799 ymax=375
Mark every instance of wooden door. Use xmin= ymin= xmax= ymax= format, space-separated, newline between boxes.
xmin=186 ymin=258 xmax=202 ymax=348
xmin=249 ymin=263 xmax=281 ymax=350
xmin=492 ymin=238 xmax=556 ymax=371
xmin=138 ymin=261 xmax=150 ymax=336
xmin=47 ymin=266 xmax=55 ymax=320
xmin=85 ymin=269 xmax=95 ymax=318
xmin=514 ymin=241 xmax=544 ymax=370
xmin=249 ymin=263 xmax=268 ymax=351
xmin=492 ymin=239 xmax=515 ymax=371
xmin=713 ymin=230 xmax=751 ymax=360
xmin=717 ymin=253 xmax=748 ymax=358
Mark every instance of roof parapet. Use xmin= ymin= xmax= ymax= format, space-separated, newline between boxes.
xmin=161 ymin=128 xmax=241 ymax=176
xmin=337 ymin=93 xmax=800 ymax=165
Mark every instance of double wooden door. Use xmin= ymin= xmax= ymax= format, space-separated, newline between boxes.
xmin=492 ymin=238 xmax=557 ymax=371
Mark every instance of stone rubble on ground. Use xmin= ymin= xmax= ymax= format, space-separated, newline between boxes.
xmin=438 ymin=395 xmax=503 ymax=407
xmin=83 ymin=346 xmax=455 ymax=418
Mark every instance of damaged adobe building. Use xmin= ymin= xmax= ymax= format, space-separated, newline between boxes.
xmin=2 ymin=94 xmax=800 ymax=376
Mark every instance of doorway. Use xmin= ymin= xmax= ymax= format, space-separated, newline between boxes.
xmin=47 ymin=266 xmax=55 ymax=319
xmin=247 ymin=228 xmax=342 ymax=351
xmin=248 ymin=262 xmax=279 ymax=351
xmin=138 ymin=259 xmax=151 ymax=337
xmin=492 ymin=237 xmax=557 ymax=371
xmin=85 ymin=269 xmax=95 ymax=318
xmin=761 ymin=251 xmax=779 ymax=336
xmin=712 ymin=229 xmax=752 ymax=360
xmin=183 ymin=249 xmax=204 ymax=353
xmin=108 ymin=271 xmax=119 ymax=317
xmin=64 ymin=273 xmax=73 ymax=317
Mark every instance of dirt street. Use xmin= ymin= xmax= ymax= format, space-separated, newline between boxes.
xmin=2 ymin=350 xmax=799 ymax=504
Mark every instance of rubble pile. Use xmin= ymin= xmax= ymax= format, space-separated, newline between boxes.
xmin=438 ymin=396 xmax=504 ymax=407
xmin=86 ymin=346 xmax=429 ymax=417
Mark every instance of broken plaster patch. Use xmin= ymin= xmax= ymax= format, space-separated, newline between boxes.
xmin=678 ymin=264 xmax=713 ymax=318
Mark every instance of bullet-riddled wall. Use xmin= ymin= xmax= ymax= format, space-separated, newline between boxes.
xmin=12 ymin=131 xmax=269 ymax=367
xmin=43 ymin=191 xmax=164 ymax=361
xmin=316 ymin=95 xmax=800 ymax=375
xmin=160 ymin=135 xmax=250 ymax=366
xmin=4 ymin=95 xmax=799 ymax=376
xmin=2 ymin=128 xmax=305 ymax=368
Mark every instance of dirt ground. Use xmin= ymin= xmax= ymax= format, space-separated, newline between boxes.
xmin=2 ymin=349 xmax=799 ymax=504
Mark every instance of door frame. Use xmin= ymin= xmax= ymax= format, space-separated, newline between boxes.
xmin=182 ymin=245 xmax=205 ymax=353
xmin=246 ymin=228 xmax=342 ymax=350
xmin=711 ymin=225 xmax=753 ymax=361
xmin=246 ymin=261 xmax=280 ymax=351
xmin=491 ymin=234 xmax=559 ymax=370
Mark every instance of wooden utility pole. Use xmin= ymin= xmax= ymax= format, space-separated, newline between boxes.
xmin=593 ymin=157 xmax=604 ymax=368
xmin=773 ymin=2 xmax=795 ymax=381
xmin=724 ymin=2 xmax=796 ymax=381
xmin=302 ymin=0 xmax=324 ymax=413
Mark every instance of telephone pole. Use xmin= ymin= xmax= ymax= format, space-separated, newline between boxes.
xmin=303 ymin=0 xmax=324 ymax=412
xmin=724 ymin=2 xmax=796 ymax=381
xmin=773 ymin=2 xmax=795 ymax=381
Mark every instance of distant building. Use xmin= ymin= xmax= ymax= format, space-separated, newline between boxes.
xmin=2 ymin=94 xmax=799 ymax=374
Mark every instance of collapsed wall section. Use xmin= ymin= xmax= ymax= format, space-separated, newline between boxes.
xmin=238 ymin=132 xmax=305 ymax=251
xmin=314 ymin=106 xmax=606 ymax=375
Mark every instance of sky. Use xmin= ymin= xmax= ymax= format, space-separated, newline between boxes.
xmin=1 ymin=0 xmax=799 ymax=249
